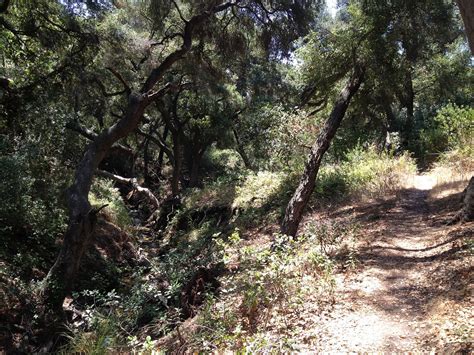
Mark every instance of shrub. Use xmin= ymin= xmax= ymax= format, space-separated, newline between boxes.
xmin=315 ymin=145 xmax=416 ymax=201
xmin=89 ymin=178 xmax=131 ymax=230
xmin=420 ymin=103 xmax=474 ymax=155
xmin=0 ymin=136 xmax=67 ymax=276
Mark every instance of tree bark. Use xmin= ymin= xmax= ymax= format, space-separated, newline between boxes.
xmin=171 ymin=132 xmax=182 ymax=196
xmin=457 ymin=0 xmax=474 ymax=55
xmin=233 ymin=127 xmax=253 ymax=170
xmin=449 ymin=176 xmax=474 ymax=224
xmin=189 ymin=148 xmax=205 ymax=187
xmin=97 ymin=169 xmax=160 ymax=209
xmin=40 ymin=3 xmax=235 ymax=309
xmin=41 ymin=93 xmax=148 ymax=309
xmin=280 ymin=66 xmax=365 ymax=237
xmin=157 ymin=125 xmax=170 ymax=170
xmin=463 ymin=176 xmax=474 ymax=222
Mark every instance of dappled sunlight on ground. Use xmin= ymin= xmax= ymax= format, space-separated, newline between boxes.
xmin=304 ymin=173 xmax=473 ymax=352
xmin=413 ymin=174 xmax=436 ymax=190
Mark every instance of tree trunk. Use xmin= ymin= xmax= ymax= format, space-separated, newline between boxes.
xmin=403 ymin=71 xmax=414 ymax=145
xmin=41 ymin=94 xmax=147 ymax=309
xmin=157 ymin=125 xmax=169 ymax=170
xmin=40 ymin=3 xmax=234 ymax=309
xmin=280 ymin=66 xmax=365 ymax=237
xmin=449 ymin=176 xmax=474 ymax=224
xmin=457 ymin=0 xmax=474 ymax=55
xmin=171 ymin=132 xmax=182 ymax=196
xmin=463 ymin=176 xmax=474 ymax=222
xmin=189 ymin=148 xmax=205 ymax=187
xmin=143 ymin=136 xmax=150 ymax=184
xmin=233 ymin=127 xmax=253 ymax=170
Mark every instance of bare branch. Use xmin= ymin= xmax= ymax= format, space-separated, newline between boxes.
xmin=96 ymin=170 xmax=160 ymax=209
xmin=94 ymin=77 xmax=127 ymax=97
xmin=141 ymin=0 xmax=241 ymax=94
xmin=136 ymin=127 xmax=175 ymax=165
xmin=66 ymin=121 xmax=98 ymax=141
xmin=172 ymin=0 xmax=187 ymax=23
xmin=106 ymin=67 xmax=131 ymax=94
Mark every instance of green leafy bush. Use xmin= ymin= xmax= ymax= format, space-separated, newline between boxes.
xmin=315 ymin=145 xmax=416 ymax=201
xmin=89 ymin=178 xmax=131 ymax=230
xmin=420 ymin=103 xmax=474 ymax=154
xmin=0 ymin=137 xmax=67 ymax=275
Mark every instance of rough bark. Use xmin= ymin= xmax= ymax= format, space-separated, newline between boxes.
xmin=280 ymin=66 xmax=365 ymax=237
xmin=463 ymin=176 xmax=474 ymax=222
xmin=457 ymin=0 xmax=474 ymax=55
xmin=157 ymin=125 xmax=170 ymax=169
xmin=41 ymin=3 xmax=235 ymax=309
xmin=449 ymin=176 xmax=474 ymax=224
xmin=171 ymin=132 xmax=182 ymax=196
xmin=41 ymin=94 xmax=148 ymax=309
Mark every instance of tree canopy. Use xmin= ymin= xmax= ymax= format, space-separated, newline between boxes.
xmin=0 ymin=0 xmax=472 ymax=352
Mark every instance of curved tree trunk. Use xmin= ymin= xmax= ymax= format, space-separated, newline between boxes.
xmin=41 ymin=94 xmax=148 ymax=308
xmin=280 ymin=66 xmax=365 ymax=237
xmin=189 ymin=148 xmax=206 ymax=187
xmin=457 ymin=0 xmax=474 ymax=55
xmin=233 ymin=127 xmax=253 ymax=170
xmin=40 ymin=3 xmax=238 ymax=309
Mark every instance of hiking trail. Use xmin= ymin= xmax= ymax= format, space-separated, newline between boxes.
xmin=307 ymin=175 xmax=473 ymax=352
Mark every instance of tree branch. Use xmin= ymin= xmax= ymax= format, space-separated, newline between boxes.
xmin=96 ymin=170 xmax=160 ymax=209
xmin=106 ymin=67 xmax=131 ymax=94
xmin=136 ymin=127 xmax=175 ymax=165
xmin=66 ymin=120 xmax=133 ymax=155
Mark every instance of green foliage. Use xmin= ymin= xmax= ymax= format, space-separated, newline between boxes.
xmin=89 ymin=178 xmax=131 ymax=230
xmin=203 ymin=147 xmax=247 ymax=177
xmin=191 ymin=218 xmax=360 ymax=352
xmin=422 ymin=104 xmax=473 ymax=152
xmin=0 ymin=137 xmax=67 ymax=276
xmin=315 ymin=146 xmax=416 ymax=201
xmin=61 ymin=315 xmax=122 ymax=355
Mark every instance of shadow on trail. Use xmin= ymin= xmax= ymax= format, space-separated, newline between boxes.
xmin=339 ymin=183 xmax=472 ymax=321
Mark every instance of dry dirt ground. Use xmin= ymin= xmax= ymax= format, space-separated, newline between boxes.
xmin=304 ymin=176 xmax=473 ymax=353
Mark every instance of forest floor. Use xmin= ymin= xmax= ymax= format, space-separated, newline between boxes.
xmin=303 ymin=175 xmax=473 ymax=352
xmin=158 ymin=172 xmax=473 ymax=353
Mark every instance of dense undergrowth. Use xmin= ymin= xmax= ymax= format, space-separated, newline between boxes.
xmin=53 ymin=146 xmax=418 ymax=353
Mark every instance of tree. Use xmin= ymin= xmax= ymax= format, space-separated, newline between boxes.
xmin=40 ymin=1 xmax=241 ymax=309
xmin=457 ymin=0 xmax=474 ymax=54
xmin=281 ymin=65 xmax=365 ymax=236
xmin=281 ymin=0 xmax=462 ymax=236
xmin=455 ymin=0 xmax=474 ymax=223
xmin=39 ymin=0 xmax=318 ymax=310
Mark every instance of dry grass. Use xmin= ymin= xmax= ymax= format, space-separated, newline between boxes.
xmin=421 ymin=149 xmax=473 ymax=204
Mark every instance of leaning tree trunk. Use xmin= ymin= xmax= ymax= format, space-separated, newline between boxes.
xmin=41 ymin=94 xmax=148 ymax=309
xmin=39 ymin=4 xmax=233 ymax=309
xmin=189 ymin=151 xmax=202 ymax=188
xmin=457 ymin=0 xmax=474 ymax=55
xmin=281 ymin=66 xmax=365 ymax=237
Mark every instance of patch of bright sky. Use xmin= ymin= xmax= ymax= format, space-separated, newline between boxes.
xmin=327 ymin=0 xmax=338 ymax=18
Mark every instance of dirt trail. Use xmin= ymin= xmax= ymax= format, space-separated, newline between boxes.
xmin=312 ymin=176 xmax=473 ymax=352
